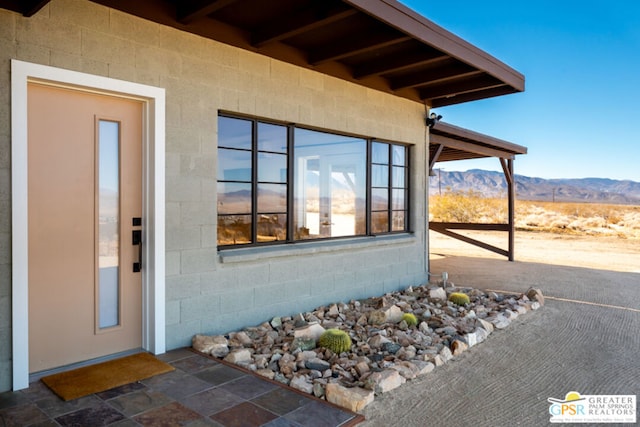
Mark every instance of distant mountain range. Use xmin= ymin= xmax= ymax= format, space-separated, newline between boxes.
xmin=429 ymin=169 xmax=640 ymax=205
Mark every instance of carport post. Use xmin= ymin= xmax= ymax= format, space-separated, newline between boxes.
xmin=501 ymin=158 xmax=515 ymax=261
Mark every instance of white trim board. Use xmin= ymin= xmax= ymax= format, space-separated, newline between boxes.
xmin=11 ymin=60 xmax=166 ymax=390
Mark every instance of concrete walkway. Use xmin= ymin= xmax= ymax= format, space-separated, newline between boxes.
xmin=361 ymin=233 xmax=640 ymax=426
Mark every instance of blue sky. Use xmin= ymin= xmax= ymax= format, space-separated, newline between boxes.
xmin=402 ymin=0 xmax=640 ymax=182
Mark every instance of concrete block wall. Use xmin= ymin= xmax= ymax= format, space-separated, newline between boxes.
xmin=0 ymin=0 xmax=429 ymax=391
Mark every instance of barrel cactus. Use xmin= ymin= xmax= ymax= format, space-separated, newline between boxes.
xmin=318 ymin=329 xmax=352 ymax=354
xmin=448 ymin=292 xmax=470 ymax=306
xmin=401 ymin=312 xmax=418 ymax=327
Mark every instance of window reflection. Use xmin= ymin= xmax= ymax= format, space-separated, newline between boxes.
xmin=257 ymin=152 xmax=286 ymax=183
xmin=294 ymin=128 xmax=366 ymax=239
xmin=372 ymin=142 xmax=389 ymax=163
xmin=219 ymin=116 xmax=252 ymax=150
xmin=258 ymin=183 xmax=287 ymax=213
xmin=98 ymin=120 xmax=120 ymax=329
xmin=257 ymin=214 xmax=286 ymax=242
xmin=217 ymin=116 xmax=410 ymax=247
xmin=218 ymin=182 xmax=252 ymax=215
xmin=258 ymin=123 xmax=287 ymax=153
xmin=217 ymin=215 xmax=252 ymax=245
xmin=218 ymin=148 xmax=251 ymax=181
xmin=392 ymin=145 xmax=405 ymax=166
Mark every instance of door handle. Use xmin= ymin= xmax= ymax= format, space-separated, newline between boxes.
xmin=132 ymin=230 xmax=142 ymax=272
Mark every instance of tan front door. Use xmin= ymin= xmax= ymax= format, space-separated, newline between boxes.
xmin=28 ymin=83 xmax=143 ymax=373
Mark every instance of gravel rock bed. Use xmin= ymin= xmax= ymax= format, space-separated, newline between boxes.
xmin=193 ymin=284 xmax=544 ymax=411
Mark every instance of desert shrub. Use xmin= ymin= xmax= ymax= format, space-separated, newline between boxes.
xmin=430 ymin=190 xmax=484 ymax=223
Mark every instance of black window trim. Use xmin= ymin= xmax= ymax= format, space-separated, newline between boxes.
xmin=217 ymin=112 xmax=412 ymax=249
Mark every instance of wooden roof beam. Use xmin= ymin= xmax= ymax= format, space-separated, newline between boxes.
xmin=430 ymin=85 xmax=519 ymax=107
xmin=430 ymin=134 xmax=515 ymax=159
xmin=391 ymin=66 xmax=481 ymax=91
xmin=419 ymin=74 xmax=502 ymax=100
xmin=353 ymin=51 xmax=449 ymax=79
xmin=309 ymin=33 xmax=411 ymax=65
xmin=177 ymin=0 xmax=239 ymax=24
xmin=429 ymin=143 xmax=444 ymax=171
xmin=252 ymin=6 xmax=357 ymax=47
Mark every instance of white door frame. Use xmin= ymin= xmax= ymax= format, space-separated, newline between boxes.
xmin=11 ymin=60 xmax=166 ymax=390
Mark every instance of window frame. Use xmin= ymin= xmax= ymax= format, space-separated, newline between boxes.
xmin=217 ymin=113 xmax=411 ymax=249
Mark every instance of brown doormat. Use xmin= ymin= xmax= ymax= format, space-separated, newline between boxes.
xmin=41 ymin=352 xmax=175 ymax=401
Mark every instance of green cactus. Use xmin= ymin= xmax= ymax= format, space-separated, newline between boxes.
xmin=401 ymin=312 xmax=418 ymax=327
xmin=449 ymin=292 xmax=470 ymax=306
xmin=318 ymin=329 xmax=352 ymax=354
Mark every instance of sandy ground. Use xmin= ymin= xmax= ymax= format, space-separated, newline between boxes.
xmin=361 ymin=231 xmax=640 ymax=426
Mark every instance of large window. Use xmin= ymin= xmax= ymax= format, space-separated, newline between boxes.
xmin=371 ymin=142 xmax=408 ymax=233
xmin=217 ymin=117 xmax=288 ymax=245
xmin=217 ymin=115 xmax=410 ymax=247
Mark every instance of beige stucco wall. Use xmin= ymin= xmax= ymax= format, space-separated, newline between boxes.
xmin=0 ymin=0 xmax=430 ymax=391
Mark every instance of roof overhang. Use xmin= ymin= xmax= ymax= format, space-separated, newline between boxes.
xmin=1 ymin=0 xmax=524 ymax=107
xmin=430 ymin=121 xmax=527 ymax=164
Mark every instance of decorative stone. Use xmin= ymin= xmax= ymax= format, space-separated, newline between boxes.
xmin=229 ymin=331 xmax=252 ymax=347
xmin=293 ymin=313 xmax=307 ymax=327
xmin=476 ymin=318 xmax=494 ymax=333
xmin=439 ymin=346 xmax=453 ymax=362
xmin=474 ymin=327 xmax=489 ymax=344
xmin=429 ymin=287 xmax=447 ymax=301
xmin=381 ymin=342 xmax=401 ymax=354
xmin=270 ymin=317 xmax=282 ymax=329
xmin=290 ymin=374 xmax=314 ymax=394
xmin=327 ymin=304 xmax=340 ymax=317
xmin=224 ymin=348 xmax=252 ymax=364
xmin=432 ymin=355 xmax=445 ymax=366
xmin=451 ymin=339 xmax=468 ymax=356
xmin=278 ymin=353 xmax=297 ymax=376
xmin=256 ymin=369 xmax=275 ymax=380
xmin=354 ymin=361 xmax=370 ymax=377
xmin=192 ymin=335 xmax=229 ymax=358
xmin=515 ymin=305 xmax=528 ymax=315
xmin=294 ymin=322 xmax=325 ymax=341
xmin=325 ymin=383 xmax=374 ymax=412
xmin=413 ymin=361 xmax=435 ymax=376
xmin=490 ymin=314 xmax=511 ymax=329
xmin=526 ymin=287 xmax=545 ymax=306
xmin=291 ymin=337 xmax=316 ymax=351
xmin=364 ymin=369 xmax=406 ymax=395
xmin=313 ymin=382 xmax=325 ymax=398
xmin=191 ymin=283 xmax=543 ymax=411
xmin=464 ymin=332 xmax=477 ymax=347
xmin=305 ymin=358 xmax=330 ymax=372
xmin=390 ymin=361 xmax=418 ymax=380
xmin=418 ymin=321 xmax=431 ymax=334
xmin=368 ymin=305 xmax=403 ymax=325
xmin=368 ymin=334 xmax=391 ymax=349
xmin=504 ymin=309 xmax=518 ymax=321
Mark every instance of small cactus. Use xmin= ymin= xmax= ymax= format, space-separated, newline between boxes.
xmin=449 ymin=292 xmax=470 ymax=306
xmin=401 ymin=313 xmax=418 ymax=327
xmin=318 ymin=329 xmax=352 ymax=354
